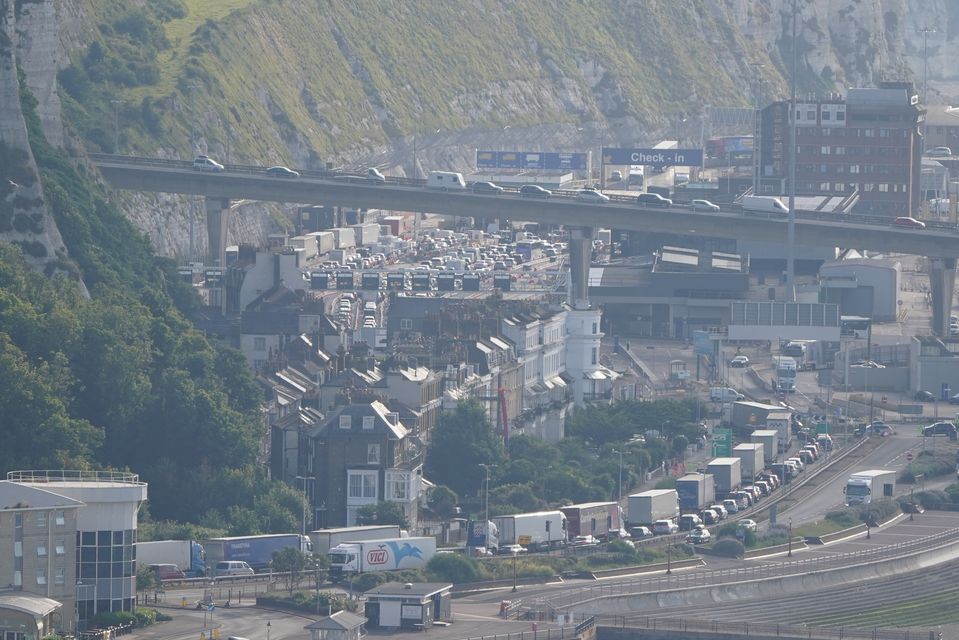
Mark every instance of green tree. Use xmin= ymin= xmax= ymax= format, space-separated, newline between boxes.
xmin=136 ymin=565 xmax=158 ymax=592
xmin=272 ymin=547 xmax=308 ymax=595
xmin=427 ymin=486 xmax=459 ymax=520
xmin=356 ymin=501 xmax=409 ymax=528
xmin=425 ymin=401 xmax=505 ymax=496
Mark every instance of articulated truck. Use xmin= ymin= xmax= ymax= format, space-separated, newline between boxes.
xmin=845 ymin=469 xmax=896 ymax=505
xmin=327 ymin=537 xmax=436 ymax=579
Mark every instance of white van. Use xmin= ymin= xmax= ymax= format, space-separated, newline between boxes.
xmin=710 ymin=387 xmax=745 ymax=402
xmin=742 ymin=195 xmax=789 ymax=215
xmin=426 ymin=171 xmax=467 ymax=191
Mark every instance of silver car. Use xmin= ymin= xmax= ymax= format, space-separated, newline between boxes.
xmin=691 ymin=199 xmax=720 ymax=212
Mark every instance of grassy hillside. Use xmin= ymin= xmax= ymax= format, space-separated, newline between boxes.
xmin=60 ymin=0 xmax=783 ymax=166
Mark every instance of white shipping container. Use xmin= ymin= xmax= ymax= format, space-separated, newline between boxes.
xmin=707 ymin=457 xmax=742 ymax=495
xmin=627 ymin=489 xmax=679 ymax=526
xmin=351 ymin=223 xmax=381 ymax=246
xmin=308 ymin=231 xmax=336 ymax=256
xmin=331 ymin=228 xmax=356 ymax=249
xmin=750 ymin=430 xmax=778 ymax=464
xmin=733 ymin=443 xmax=765 ymax=481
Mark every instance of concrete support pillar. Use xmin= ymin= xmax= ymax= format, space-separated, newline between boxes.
xmin=567 ymin=226 xmax=594 ymax=310
xmin=928 ymin=257 xmax=957 ymax=336
xmin=206 ymin=197 xmax=230 ymax=267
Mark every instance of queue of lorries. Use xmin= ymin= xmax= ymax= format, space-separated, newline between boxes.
xmin=137 ymin=526 xmax=439 ymax=582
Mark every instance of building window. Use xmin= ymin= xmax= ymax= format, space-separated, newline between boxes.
xmin=55 ymin=567 xmax=65 ymax=585
xmin=850 ymin=165 xmax=860 ymax=174
xmin=834 ymin=183 xmax=845 ymax=192
xmin=13 ymin=571 xmax=22 ymax=586
xmin=36 ymin=568 xmax=46 ymax=585
xmin=879 ymin=128 xmax=890 ymax=137
xmin=820 ymin=182 xmax=830 ymax=191
xmin=592 ymin=322 xmax=598 ymax=334
xmin=14 ymin=541 xmax=22 ymax=558
xmin=55 ymin=540 xmax=65 ymax=556
xmin=835 ymin=146 xmax=845 ymax=155
xmin=37 ymin=544 xmax=47 ymax=557
xmin=836 ymin=110 xmax=845 ymax=121
xmin=55 ymin=511 xmax=65 ymax=526
xmin=863 ymin=183 xmax=875 ymax=192
xmin=864 ymin=129 xmax=875 ymax=137
xmin=822 ymin=111 xmax=831 ymax=121
xmin=807 ymin=110 xmax=816 ymax=119
xmin=820 ymin=146 xmax=831 ymax=154
xmin=367 ymin=444 xmax=380 ymax=464
xmin=37 ymin=512 xmax=47 ymax=528
xmin=400 ymin=319 xmax=413 ymax=330
xmin=348 ymin=472 xmax=378 ymax=499
xmin=339 ymin=415 xmax=352 ymax=429
xmin=878 ymin=183 xmax=889 ymax=192
xmin=391 ymin=475 xmax=408 ymax=500
xmin=253 ymin=337 xmax=266 ymax=351
xmin=591 ymin=347 xmax=598 ymax=365
xmin=362 ymin=416 xmax=374 ymax=430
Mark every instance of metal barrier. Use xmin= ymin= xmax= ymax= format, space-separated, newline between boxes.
xmin=593 ymin=615 xmax=941 ymax=640
xmin=535 ymin=525 xmax=959 ymax=611
xmin=88 ymin=154 xmax=959 ymax=234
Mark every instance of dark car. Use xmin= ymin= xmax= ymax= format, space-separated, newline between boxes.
xmin=519 ymin=184 xmax=552 ymax=199
xmin=472 ymin=181 xmax=504 ymax=194
xmin=923 ymin=422 xmax=958 ymax=439
xmin=914 ymin=390 xmax=936 ymax=402
xmin=637 ymin=192 xmax=672 ymax=207
xmin=266 ymin=165 xmax=299 ymax=178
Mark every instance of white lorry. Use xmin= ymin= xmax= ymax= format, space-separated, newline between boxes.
xmin=627 ymin=490 xmax=679 ymax=526
xmin=773 ymin=356 xmax=797 ymax=393
xmin=136 ymin=540 xmax=206 ymax=577
xmin=491 ymin=511 xmax=566 ymax=551
xmin=845 ymin=470 xmax=896 ymax=505
xmin=309 ymin=525 xmax=403 ymax=556
xmin=327 ymin=537 xmax=436 ymax=579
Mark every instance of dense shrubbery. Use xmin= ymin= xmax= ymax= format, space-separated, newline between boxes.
xmin=256 ymin=592 xmax=355 ymax=615
xmin=899 ymin=453 xmax=956 ymax=483
xmin=1 ymin=75 xmax=300 ymax=534
xmin=712 ymin=539 xmax=745 ymax=558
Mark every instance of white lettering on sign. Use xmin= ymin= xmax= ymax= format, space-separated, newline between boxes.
xmin=629 ymin=152 xmax=686 ymax=165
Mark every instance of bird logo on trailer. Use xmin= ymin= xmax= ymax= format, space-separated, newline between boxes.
xmin=366 ymin=542 xmax=425 ymax=569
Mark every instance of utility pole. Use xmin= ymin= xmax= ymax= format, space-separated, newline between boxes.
xmin=479 ymin=463 xmax=497 ymax=548
xmin=296 ymin=476 xmax=314 ymax=536
xmin=612 ymin=449 xmax=624 ymax=502
xmin=919 ymin=27 xmax=935 ymax=156
xmin=786 ymin=0 xmax=798 ymax=302
xmin=751 ymin=63 xmax=766 ymax=193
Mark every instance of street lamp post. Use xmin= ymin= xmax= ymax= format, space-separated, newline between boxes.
xmin=479 ymin=463 xmax=497 ymax=548
xmin=665 ymin=545 xmax=672 ymax=574
xmin=296 ymin=476 xmax=315 ymax=536
xmin=266 ymin=620 xmax=272 ymax=640
xmin=511 ymin=551 xmax=518 ymax=592
xmin=787 ymin=519 xmax=793 ymax=557
xmin=612 ymin=449 xmax=625 ymax=502
xmin=785 ymin=0 xmax=798 ymax=302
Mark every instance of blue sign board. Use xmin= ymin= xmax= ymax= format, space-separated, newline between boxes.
xmin=476 ymin=150 xmax=589 ymax=170
xmin=602 ymin=147 xmax=704 ymax=167
xmin=693 ymin=330 xmax=713 ymax=356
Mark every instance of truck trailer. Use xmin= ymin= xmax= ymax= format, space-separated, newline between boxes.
xmin=560 ymin=502 xmax=622 ymax=540
xmin=750 ymin=430 xmax=779 ymax=463
xmin=491 ymin=511 xmax=566 ymax=550
xmin=706 ymin=458 xmax=742 ymax=495
xmin=733 ymin=443 xmax=765 ymax=482
xmin=327 ymin=537 xmax=436 ymax=579
xmin=309 ymin=526 xmax=403 ymax=557
xmin=626 ymin=490 xmax=679 ymax=526
xmin=676 ymin=474 xmax=715 ymax=512
xmin=845 ymin=470 xmax=896 ymax=505
xmin=136 ymin=540 xmax=206 ymax=577
xmin=204 ymin=534 xmax=312 ymax=573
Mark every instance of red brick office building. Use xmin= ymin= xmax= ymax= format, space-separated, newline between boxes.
xmin=758 ymin=82 xmax=924 ymax=217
